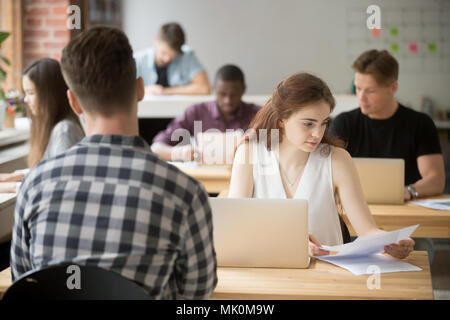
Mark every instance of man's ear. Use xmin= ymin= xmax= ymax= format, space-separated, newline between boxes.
xmin=67 ymin=89 xmax=83 ymax=115
xmin=390 ymin=80 xmax=398 ymax=95
xmin=137 ymin=77 xmax=145 ymax=102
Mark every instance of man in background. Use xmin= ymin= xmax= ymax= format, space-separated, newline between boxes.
xmin=330 ymin=49 xmax=445 ymax=201
xmin=330 ymin=49 xmax=446 ymax=264
xmin=134 ymin=22 xmax=210 ymax=95
xmin=151 ymin=64 xmax=261 ymax=161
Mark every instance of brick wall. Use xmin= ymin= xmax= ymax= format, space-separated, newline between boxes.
xmin=23 ymin=0 xmax=71 ymax=67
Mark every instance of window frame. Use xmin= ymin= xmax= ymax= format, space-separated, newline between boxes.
xmin=0 ymin=0 xmax=23 ymax=93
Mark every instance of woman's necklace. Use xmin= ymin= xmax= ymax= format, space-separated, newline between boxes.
xmin=279 ymin=163 xmax=304 ymax=188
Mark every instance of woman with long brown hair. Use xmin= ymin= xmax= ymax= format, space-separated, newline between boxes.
xmin=228 ymin=72 xmax=414 ymax=259
xmin=0 ymin=58 xmax=85 ymax=192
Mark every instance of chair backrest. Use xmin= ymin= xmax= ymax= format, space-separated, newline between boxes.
xmin=3 ymin=264 xmax=151 ymax=300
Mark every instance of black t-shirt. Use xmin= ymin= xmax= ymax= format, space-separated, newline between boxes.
xmin=155 ymin=66 xmax=169 ymax=87
xmin=329 ymin=103 xmax=442 ymax=185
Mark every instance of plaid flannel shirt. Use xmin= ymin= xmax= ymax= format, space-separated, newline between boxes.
xmin=10 ymin=135 xmax=217 ymax=299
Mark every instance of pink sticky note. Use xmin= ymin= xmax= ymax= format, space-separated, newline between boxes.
xmin=409 ymin=42 xmax=418 ymax=53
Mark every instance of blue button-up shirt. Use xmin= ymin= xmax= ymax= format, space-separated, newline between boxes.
xmin=134 ymin=46 xmax=205 ymax=87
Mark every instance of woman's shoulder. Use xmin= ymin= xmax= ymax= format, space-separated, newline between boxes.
xmin=235 ymin=136 xmax=271 ymax=165
xmin=330 ymin=146 xmax=355 ymax=183
xmin=51 ymin=119 xmax=84 ymax=138
xmin=330 ymin=146 xmax=352 ymax=166
xmin=234 ymin=140 xmax=254 ymax=165
xmin=330 ymin=145 xmax=351 ymax=159
xmin=313 ymin=143 xmax=346 ymax=160
xmin=52 ymin=119 xmax=77 ymax=131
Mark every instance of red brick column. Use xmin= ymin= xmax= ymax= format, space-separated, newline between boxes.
xmin=23 ymin=0 xmax=71 ymax=67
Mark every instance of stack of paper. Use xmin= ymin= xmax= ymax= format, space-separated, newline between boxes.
xmin=317 ymin=225 xmax=422 ymax=275
xmin=411 ymin=199 xmax=450 ymax=210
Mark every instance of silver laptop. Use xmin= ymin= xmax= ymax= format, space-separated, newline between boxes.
xmin=208 ymin=198 xmax=309 ymax=268
xmin=353 ymin=158 xmax=405 ymax=205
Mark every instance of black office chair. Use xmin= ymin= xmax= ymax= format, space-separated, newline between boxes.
xmin=3 ymin=264 xmax=152 ymax=300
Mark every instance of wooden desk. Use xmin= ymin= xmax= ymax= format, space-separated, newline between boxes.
xmin=0 ymin=119 xmax=30 ymax=173
xmin=0 ymin=267 xmax=11 ymax=299
xmin=172 ymin=164 xmax=231 ymax=194
xmin=0 ymin=251 xmax=433 ymax=300
xmin=343 ymin=197 xmax=450 ymax=238
xmin=211 ymin=251 xmax=433 ymax=300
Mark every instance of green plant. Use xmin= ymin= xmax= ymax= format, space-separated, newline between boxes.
xmin=0 ymin=31 xmax=11 ymax=100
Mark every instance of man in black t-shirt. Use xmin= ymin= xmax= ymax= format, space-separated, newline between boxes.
xmin=330 ymin=50 xmax=445 ymax=201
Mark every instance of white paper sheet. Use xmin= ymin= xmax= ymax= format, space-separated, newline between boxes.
xmin=411 ymin=199 xmax=450 ymax=210
xmin=317 ymin=225 xmax=421 ymax=275
xmin=168 ymin=161 xmax=199 ymax=169
xmin=321 ymin=225 xmax=418 ymax=257
xmin=169 ymin=161 xmax=229 ymax=171
xmin=317 ymin=253 xmax=422 ymax=275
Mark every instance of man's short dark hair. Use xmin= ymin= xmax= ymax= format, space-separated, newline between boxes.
xmin=352 ymin=49 xmax=399 ymax=86
xmin=158 ymin=23 xmax=185 ymax=53
xmin=61 ymin=27 xmax=136 ymax=115
xmin=215 ymin=64 xmax=245 ymax=86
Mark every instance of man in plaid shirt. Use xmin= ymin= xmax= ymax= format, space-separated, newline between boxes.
xmin=10 ymin=27 xmax=217 ymax=299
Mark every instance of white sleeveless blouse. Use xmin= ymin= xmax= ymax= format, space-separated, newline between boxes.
xmin=252 ymin=142 xmax=343 ymax=246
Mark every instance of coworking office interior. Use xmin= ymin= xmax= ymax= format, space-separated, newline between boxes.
xmin=0 ymin=0 xmax=449 ymax=302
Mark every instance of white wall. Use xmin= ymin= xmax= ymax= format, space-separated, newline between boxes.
xmin=124 ymin=0 xmax=450 ymax=111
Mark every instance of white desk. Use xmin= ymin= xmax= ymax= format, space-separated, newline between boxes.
xmin=435 ymin=120 xmax=450 ymax=130
xmin=0 ymin=143 xmax=29 ymax=168
xmin=0 ymin=128 xmax=30 ymax=148
xmin=0 ymin=118 xmax=30 ymax=147
xmin=138 ymin=94 xmax=360 ymax=118
xmin=138 ymin=95 xmax=269 ymax=118
xmin=0 ymin=118 xmax=30 ymax=173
